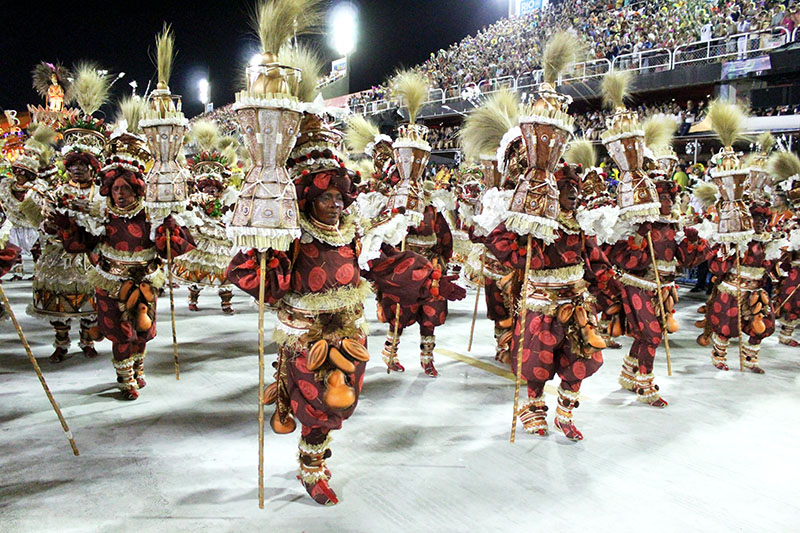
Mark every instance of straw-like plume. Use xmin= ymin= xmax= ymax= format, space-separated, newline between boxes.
xmin=345 ymin=115 xmax=380 ymax=153
xmin=459 ymin=89 xmax=519 ymax=161
xmin=66 ymin=62 xmax=111 ymax=117
xmin=563 ymin=139 xmax=597 ymax=169
xmin=278 ymin=42 xmax=323 ymax=102
xmin=693 ymin=181 xmax=718 ymax=207
xmin=153 ymin=23 xmax=176 ymax=87
xmin=116 ymin=95 xmax=147 ymax=134
xmin=756 ymin=131 xmax=775 ymax=153
xmin=768 ymin=151 xmax=800 ymax=183
xmin=191 ymin=119 xmax=219 ymax=152
xmin=642 ymin=115 xmax=677 ymax=151
xmin=251 ymin=0 xmax=323 ymax=55
xmin=707 ymin=99 xmax=747 ymax=148
xmin=543 ymin=31 xmax=582 ymax=85
xmin=31 ymin=123 xmax=58 ymax=147
xmin=352 ymin=158 xmax=376 ymax=179
xmin=390 ymin=70 xmax=430 ymax=124
xmin=601 ymin=71 xmax=632 ymax=110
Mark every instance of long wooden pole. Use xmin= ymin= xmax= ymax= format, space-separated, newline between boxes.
xmin=467 ymin=249 xmax=486 ymax=352
xmin=0 ymin=284 xmax=79 ymax=456
xmin=646 ymin=231 xmax=672 ymax=376
xmin=165 ymin=229 xmax=179 ymax=380
xmin=510 ymin=235 xmax=533 ymax=443
xmin=389 ymin=238 xmax=406 ymax=373
xmin=257 ymin=252 xmax=267 ymax=509
xmin=735 ymin=246 xmax=744 ymax=372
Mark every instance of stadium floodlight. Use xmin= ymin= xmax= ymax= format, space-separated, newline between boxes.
xmin=329 ymin=2 xmax=358 ymax=57
xmin=198 ymin=78 xmax=210 ymax=105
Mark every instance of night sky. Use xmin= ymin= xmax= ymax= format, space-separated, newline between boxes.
xmin=2 ymin=0 xmax=508 ymax=119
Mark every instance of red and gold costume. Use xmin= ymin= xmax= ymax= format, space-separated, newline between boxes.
xmin=485 ymin=164 xmax=612 ymax=440
xmin=52 ymin=134 xmax=194 ymax=399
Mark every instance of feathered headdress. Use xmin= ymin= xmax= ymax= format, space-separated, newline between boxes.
xmin=601 ymin=71 xmax=632 ymax=111
xmin=278 ymin=42 xmax=323 ymax=103
xmin=563 ymin=139 xmax=597 ymax=170
xmin=31 ymin=62 xmax=72 ymax=100
xmin=390 ymin=70 xmax=429 ymax=125
xmin=12 ymin=124 xmax=57 ymax=174
xmin=115 ymin=96 xmax=147 ymax=135
xmin=459 ymin=89 xmax=520 ymax=161
xmin=692 ymin=181 xmax=718 ymax=208
xmin=344 ymin=115 xmax=381 ymax=154
xmin=152 ymin=23 xmax=176 ymax=91
xmin=769 ymin=151 xmax=800 ymax=185
xmin=251 ymin=0 xmax=323 ymax=56
xmin=66 ymin=62 xmax=111 ymax=118
xmin=642 ymin=115 xmax=677 ymax=152
xmin=708 ymin=100 xmax=746 ymax=149
xmin=542 ymin=31 xmax=582 ymax=85
xmin=190 ymin=119 xmax=219 ymax=152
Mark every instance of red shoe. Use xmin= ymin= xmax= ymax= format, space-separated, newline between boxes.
xmin=299 ymin=476 xmax=338 ymax=506
xmin=747 ymin=365 xmax=765 ymax=374
xmin=49 ymin=347 xmax=68 ymax=364
xmin=421 ymin=361 xmax=439 ymax=377
xmin=120 ymin=387 xmax=139 ymax=401
xmin=713 ymin=361 xmax=729 ymax=371
xmin=188 ymin=303 xmax=199 ymax=312
xmin=780 ymin=338 xmax=800 ymax=347
xmin=136 ymin=376 xmax=147 ymax=389
xmin=554 ymin=417 xmax=583 ymax=441
xmin=221 ymin=306 xmax=235 ymax=315
xmin=82 ymin=345 xmax=98 ymax=358
xmin=387 ymin=360 xmax=405 ymax=373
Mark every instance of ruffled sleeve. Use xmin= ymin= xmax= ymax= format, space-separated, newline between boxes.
xmin=154 ymin=216 xmax=196 ymax=260
xmin=226 ymin=248 xmax=293 ymax=304
xmin=484 ymin=222 xmax=546 ymax=271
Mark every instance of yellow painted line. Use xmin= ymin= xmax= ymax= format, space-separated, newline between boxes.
xmin=434 ymin=348 xmax=575 ymax=398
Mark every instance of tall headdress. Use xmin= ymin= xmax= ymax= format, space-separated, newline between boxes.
xmin=744 ymin=131 xmax=775 ymax=204
xmin=707 ymin=100 xmax=752 ymax=243
xmin=384 ymin=69 xmax=431 ymax=226
xmin=12 ymin=124 xmax=57 ymax=176
xmin=601 ymin=70 xmax=660 ymax=224
xmin=103 ymin=97 xmax=152 ymax=178
xmin=29 ymin=61 xmax=77 ymax=124
xmin=641 ymin=115 xmax=678 ymax=179
xmin=227 ymin=0 xmax=321 ymax=252
xmin=60 ymin=62 xmax=111 ymax=159
xmin=564 ymin=139 xmax=610 ymax=208
xmin=139 ymin=24 xmax=191 ymax=218
xmin=459 ymin=89 xmax=519 ymax=190
xmin=188 ymin=120 xmax=233 ymax=190
xmin=770 ymin=150 xmax=800 ymax=209
xmin=345 ymin=115 xmax=393 ymax=178
xmin=505 ymin=31 xmax=579 ymax=243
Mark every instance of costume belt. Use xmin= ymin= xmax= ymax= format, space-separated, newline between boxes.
xmin=617 ymin=270 xmax=671 ymax=292
xmin=97 ymin=255 xmax=159 ymax=281
xmin=406 ymin=234 xmax=437 ymax=248
xmin=719 ymin=279 xmax=762 ymax=294
xmin=527 ymin=264 xmax=584 ymax=288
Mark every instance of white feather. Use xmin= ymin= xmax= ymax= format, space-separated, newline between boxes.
xmin=473 ymin=188 xmax=513 ymax=236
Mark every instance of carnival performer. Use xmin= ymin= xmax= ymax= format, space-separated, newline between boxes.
xmin=459 ymin=90 xmax=523 ymax=364
xmin=699 ymin=101 xmax=777 ymax=373
xmin=33 ymin=64 xmax=111 ymax=362
xmin=49 ymin=130 xmax=195 ymax=400
xmin=0 ymin=126 xmax=54 ymax=279
xmin=226 ymin=111 xmax=458 ymax=505
xmin=605 ymin=114 xmax=710 ymax=406
xmin=769 ymin=150 xmax=800 ymax=347
xmin=172 ymin=120 xmax=239 ymax=314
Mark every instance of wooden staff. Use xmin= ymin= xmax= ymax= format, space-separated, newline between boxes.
xmin=165 ymin=229 xmax=179 ymax=380
xmin=646 ymin=231 xmax=672 ymax=377
xmin=257 ymin=251 xmax=267 ymax=509
xmin=776 ymin=283 xmax=800 ymax=314
xmin=735 ymin=246 xmax=744 ymax=372
xmin=0 ymin=284 xmax=79 ymax=456
xmin=467 ymin=249 xmax=486 ymax=352
xmin=389 ymin=238 xmax=406 ymax=374
xmin=510 ymin=235 xmax=533 ymax=444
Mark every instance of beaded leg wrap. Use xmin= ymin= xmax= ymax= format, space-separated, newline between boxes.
xmin=779 ymin=320 xmax=800 ymax=347
xmin=79 ymin=318 xmax=99 ymax=358
xmin=133 ymin=353 xmax=147 ymax=389
xmin=519 ymin=395 xmax=548 ymax=436
xmin=297 ymin=435 xmax=337 ymax=506
xmin=712 ymin=333 xmax=730 ymax=371
xmin=619 ymin=354 xmax=638 ymax=392
xmin=382 ymin=329 xmax=404 ymax=373
xmin=188 ymin=285 xmax=201 ymax=312
xmin=554 ymin=387 xmax=583 ymax=441
xmin=49 ymin=320 xmax=71 ymax=363
xmin=494 ymin=325 xmax=512 ymax=365
xmin=113 ymin=356 xmax=139 ymax=400
xmin=635 ymin=372 xmax=667 ymax=407
xmin=219 ymin=288 xmax=234 ymax=315
xmin=420 ymin=335 xmax=438 ymax=377
xmin=742 ymin=343 xmax=765 ymax=374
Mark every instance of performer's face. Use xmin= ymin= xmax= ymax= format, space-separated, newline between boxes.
xmin=311 ymin=187 xmax=343 ymax=226
xmin=558 ymin=183 xmax=578 ymax=212
xmin=12 ymin=167 xmax=35 ymax=184
xmin=67 ymin=160 xmax=92 ymax=184
xmin=753 ymin=213 xmax=767 ymax=233
xmin=658 ymin=190 xmax=673 ymax=215
xmin=200 ymin=183 xmax=221 ymax=196
xmin=111 ymin=178 xmax=136 ymax=208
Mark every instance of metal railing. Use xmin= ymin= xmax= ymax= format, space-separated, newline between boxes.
xmin=673 ymin=27 xmax=789 ymax=68
xmin=612 ymin=48 xmax=672 ymax=74
xmin=346 ymin=27 xmax=792 ymax=117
